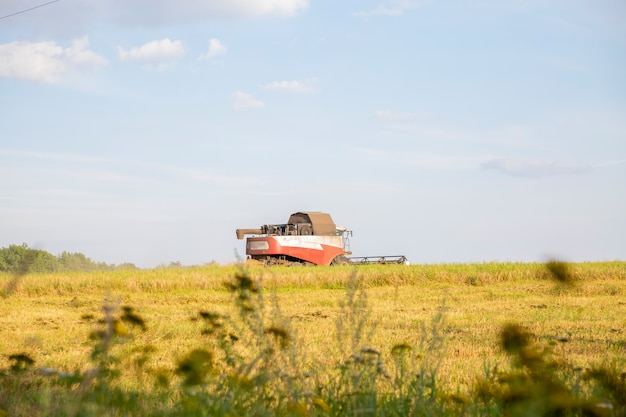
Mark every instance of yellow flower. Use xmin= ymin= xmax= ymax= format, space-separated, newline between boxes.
xmin=312 ymin=397 xmax=330 ymax=412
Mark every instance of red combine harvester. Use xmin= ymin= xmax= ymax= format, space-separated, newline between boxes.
xmin=236 ymin=211 xmax=408 ymax=266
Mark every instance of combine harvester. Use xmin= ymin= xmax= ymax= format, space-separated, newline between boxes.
xmin=236 ymin=211 xmax=409 ymax=266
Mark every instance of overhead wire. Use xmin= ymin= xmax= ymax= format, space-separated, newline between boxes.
xmin=0 ymin=0 xmax=60 ymax=20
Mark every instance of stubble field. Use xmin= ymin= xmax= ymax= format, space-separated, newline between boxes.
xmin=1 ymin=261 xmax=625 ymax=416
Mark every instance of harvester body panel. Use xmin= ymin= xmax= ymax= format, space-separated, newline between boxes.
xmin=246 ymin=235 xmax=346 ymax=266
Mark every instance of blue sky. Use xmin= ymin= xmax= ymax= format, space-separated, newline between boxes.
xmin=1 ymin=0 xmax=625 ymax=267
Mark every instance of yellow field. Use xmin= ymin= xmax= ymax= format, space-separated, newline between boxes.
xmin=2 ymin=261 xmax=624 ymax=397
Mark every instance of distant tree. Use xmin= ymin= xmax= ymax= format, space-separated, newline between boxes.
xmin=95 ymin=261 xmax=114 ymax=271
xmin=0 ymin=243 xmax=136 ymax=273
xmin=156 ymin=261 xmax=184 ymax=269
xmin=0 ymin=243 xmax=29 ymax=273
xmin=168 ymin=261 xmax=183 ymax=269
xmin=0 ymin=244 xmax=59 ymax=274
xmin=57 ymin=252 xmax=120 ymax=272
xmin=28 ymin=250 xmax=60 ymax=273
xmin=58 ymin=251 xmax=96 ymax=272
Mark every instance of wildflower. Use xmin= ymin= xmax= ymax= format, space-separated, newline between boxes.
xmin=121 ymin=306 xmax=147 ymax=330
xmin=176 ymin=349 xmax=213 ymax=386
xmin=312 ymin=397 xmax=331 ymax=412
xmin=545 ymin=260 xmax=576 ymax=286
xmin=501 ymin=323 xmax=531 ymax=355
xmin=391 ymin=343 xmax=412 ymax=357
xmin=8 ymin=354 xmax=34 ymax=372
xmin=264 ymin=326 xmax=291 ymax=348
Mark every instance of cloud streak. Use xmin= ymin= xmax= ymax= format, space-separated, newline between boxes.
xmin=357 ymin=147 xmax=487 ymax=171
xmin=482 ymin=158 xmax=592 ymax=178
xmin=178 ymin=168 xmax=265 ymax=187
xmin=0 ymin=148 xmax=264 ymax=189
xmin=261 ymin=78 xmax=317 ymax=93
xmin=375 ymin=110 xmax=431 ymax=121
xmin=0 ymin=149 xmax=113 ymax=164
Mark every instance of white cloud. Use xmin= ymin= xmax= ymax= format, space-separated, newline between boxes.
xmin=354 ymin=0 xmax=420 ymax=17
xmin=106 ymin=0 xmax=309 ymax=23
xmin=233 ymin=91 xmax=265 ymax=111
xmin=0 ymin=0 xmax=308 ymax=37
xmin=0 ymin=37 xmax=106 ymax=83
xmin=117 ymin=38 xmax=185 ymax=63
xmin=261 ymin=78 xmax=317 ymax=93
xmin=215 ymin=0 xmax=309 ymax=17
xmin=482 ymin=158 xmax=592 ymax=178
xmin=201 ymin=38 xmax=228 ymax=59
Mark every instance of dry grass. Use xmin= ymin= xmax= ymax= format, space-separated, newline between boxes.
xmin=1 ymin=261 xmax=624 ymax=396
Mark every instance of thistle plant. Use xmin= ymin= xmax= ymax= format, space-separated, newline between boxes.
xmin=176 ymin=267 xmax=312 ymax=416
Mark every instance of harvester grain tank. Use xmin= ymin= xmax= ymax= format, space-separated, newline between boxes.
xmin=236 ymin=211 xmax=352 ymax=266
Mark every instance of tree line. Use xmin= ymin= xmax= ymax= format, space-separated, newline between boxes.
xmin=0 ymin=243 xmax=137 ymax=274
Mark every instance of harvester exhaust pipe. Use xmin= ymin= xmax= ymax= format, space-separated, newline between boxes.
xmin=236 ymin=228 xmax=263 ymax=240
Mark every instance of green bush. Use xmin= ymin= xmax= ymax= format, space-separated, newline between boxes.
xmin=0 ymin=243 xmax=135 ymax=274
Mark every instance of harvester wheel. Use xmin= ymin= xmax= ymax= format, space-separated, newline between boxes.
xmin=299 ymin=225 xmax=313 ymax=235
xmin=331 ymin=255 xmax=350 ymax=266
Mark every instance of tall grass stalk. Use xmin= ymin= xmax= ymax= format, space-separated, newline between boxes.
xmin=0 ymin=261 xmax=624 ymax=416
